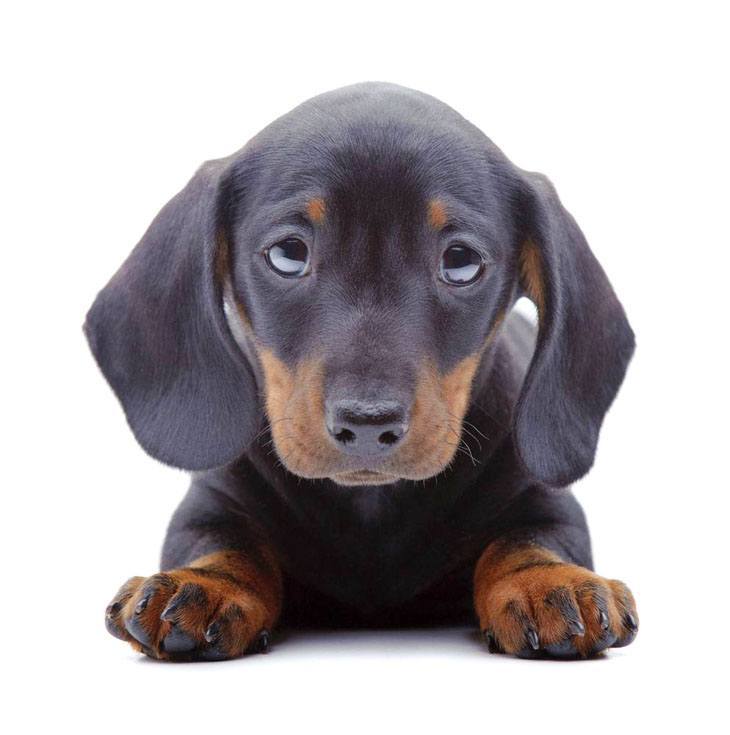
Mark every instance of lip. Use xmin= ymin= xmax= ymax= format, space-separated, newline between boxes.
xmin=331 ymin=469 xmax=400 ymax=486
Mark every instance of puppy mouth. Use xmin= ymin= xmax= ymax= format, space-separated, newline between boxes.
xmin=331 ymin=469 xmax=400 ymax=486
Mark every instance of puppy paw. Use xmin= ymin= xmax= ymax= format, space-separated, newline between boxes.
xmin=475 ymin=545 xmax=638 ymax=659
xmin=104 ymin=552 xmax=280 ymax=661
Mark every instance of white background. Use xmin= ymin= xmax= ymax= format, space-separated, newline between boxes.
xmin=3 ymin=1 xmax=728 ymax=732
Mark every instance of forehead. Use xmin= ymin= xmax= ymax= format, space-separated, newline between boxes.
xmin=230 ymin=87 xmax=515 ymax=240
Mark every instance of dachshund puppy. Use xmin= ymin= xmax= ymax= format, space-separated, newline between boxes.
xmin=86 ymin=82 xmax=638 ymax=661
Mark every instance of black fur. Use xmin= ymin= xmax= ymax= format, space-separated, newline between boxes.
xmin=86 ymin=83 xmax=635 ymax=638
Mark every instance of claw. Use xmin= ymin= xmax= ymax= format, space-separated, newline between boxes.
xmin=624 ymin=612 xmax=638 ymax=631
xmin=159 ymin=600 xmax=180 ymax=622
xmin=107 ymin=601 xmax=122 ymax=616
xmin=204 ymin=621 xmax=221 ymax=644
xmin=568 ymin=619 xmax=585 ymax=636
xmin=599 ymin=610 xmax=609 ymax=630
xmin=134 ymin=595 xmax=150 ymax=615
xmin=255 ymin=629 xmax=271 ymax=654
xmin=483 ymin=630 xmax=500 ymax=654
xmin=526 ymin=628 xmax=540 ymax=651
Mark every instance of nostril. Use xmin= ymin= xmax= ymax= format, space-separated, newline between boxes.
xmin=334 ymin=428 xmax=356 ymax=445
xmin=378 ymin=430 xmax=400 ymax=446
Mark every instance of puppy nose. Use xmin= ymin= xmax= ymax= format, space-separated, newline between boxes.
xmin=326 ymin=400 xmax=409 ymax=456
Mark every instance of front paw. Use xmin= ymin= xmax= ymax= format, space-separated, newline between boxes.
xmin=104 ymin=561 xmax=275 ymax=661
xmin=476 ymin=562 xmax=638 ymax=659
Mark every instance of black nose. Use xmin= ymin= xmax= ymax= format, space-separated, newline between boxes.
xmin=326 ymin=400 xmax=409 ymax=457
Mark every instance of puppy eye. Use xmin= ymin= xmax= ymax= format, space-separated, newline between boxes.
xmin=439 ymin=244 xmax=484 ymax=285
xmin=265 ymin=238 xmax=310 ymax=277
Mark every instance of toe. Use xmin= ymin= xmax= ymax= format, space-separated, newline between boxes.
xmin=123 ymin=574 xmax=177 ymax=651
xmin=534 ymin=585 xmax=585 ymax=653
xmin=198 ymin=603 xmax=268 ymax=661
xmin=198 ymin=604 xmax=249 ymax=661
xmin=608 ymin=580 xmax=639 ymax=648
xmin=495 ymin=600 xmax=541 ymax=655
xmin=574 ymin=581 xmax=619 ymax=656
xmin=105 ymin=577 xmax=144 ymax=642
xmin=157 ymin=582 xmax=212 ymax=656
xmin=159 ymin=583 xmax=208 ymax=630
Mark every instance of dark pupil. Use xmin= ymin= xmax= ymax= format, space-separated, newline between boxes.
xmin=442 ymin=245 xmax=482 ymax=284
xmin=268 ymin=238 xmax=309 ymax=276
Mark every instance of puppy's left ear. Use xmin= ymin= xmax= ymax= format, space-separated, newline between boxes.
xmin=84 ymin=158 xmax=259 ymax=471
xmin=513 ymin=171 xmax=635 ymax=487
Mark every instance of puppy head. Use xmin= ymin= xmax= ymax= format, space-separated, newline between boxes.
xmin=85 ymin=83 xmax=634 ymax=487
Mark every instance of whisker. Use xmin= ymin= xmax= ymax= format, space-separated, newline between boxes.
xmin=443 ymin=438 xmax=481 ymax=466
xmin=446 ymin=409 xmax=490 ymax=442
xmin=460 ymin=418 xmax=489 ymax=441
xmin=457 ymin=437 xmax=479 ymax=466
xmin=447 ymin=421 xmax=483 ymax=453
xmin=252 ymin=416 xmax=294 ymax=444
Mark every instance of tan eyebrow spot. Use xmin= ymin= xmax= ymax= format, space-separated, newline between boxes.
xmin=306 ymin=197 xmax=326 ymax=225
xmin=427 ymin=199 xmax=448 ymax=230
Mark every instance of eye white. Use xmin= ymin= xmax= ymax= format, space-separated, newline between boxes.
xmin=440 ymin=244 xmax=484 ymax=285
xmin=266 ymin=238 xmax=310 ymax=277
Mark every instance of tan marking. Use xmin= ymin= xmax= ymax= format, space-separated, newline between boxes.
xmin=427 ymin=199 xmax=448 ymax=230
xmin=214 ymin=230 xmax=232 ymax=283
xmin=232 ymin=298 xmax=253 ymax=332
xmin=474 ymin=542 xmax=638 ymax=657
xmin=519 ymin=239 xmax=545 ymax=317
xmin=257 ymin=349 xmax=335 ymax=478
xmin=442 ymin=354 xmax=481 ymax=421
xmin=189 ymin=550 xmax=282 ymax=623
xmin=306 ymin=197 xmax=326 ymax=225
xmin=107 ymin=549 xmax=282 ymax=660
xmin=257 ymin=345 xmax=484 ymax=483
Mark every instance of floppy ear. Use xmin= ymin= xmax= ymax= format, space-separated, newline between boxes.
xmin=513 ymin=172 xmax=635 ymax=487
xmin=84 ymin=158 xmax=259 ymax=470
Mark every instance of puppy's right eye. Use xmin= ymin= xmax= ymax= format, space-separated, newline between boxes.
xmin=265 ymin=238 xmax=310 ymax=278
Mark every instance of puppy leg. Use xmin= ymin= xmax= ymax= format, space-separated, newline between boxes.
xmin=104 ymin=481 xmax=282 ymax=661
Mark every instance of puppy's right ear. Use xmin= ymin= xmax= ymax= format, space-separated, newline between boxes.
xmin=84 ymin=159 xmax=259 ymax=470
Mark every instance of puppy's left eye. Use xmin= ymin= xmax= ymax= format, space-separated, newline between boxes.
xmin=439 ymin=244 xmax=484 ymax=285
xmin=265 ymin=238 xmax=310 ymax=277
